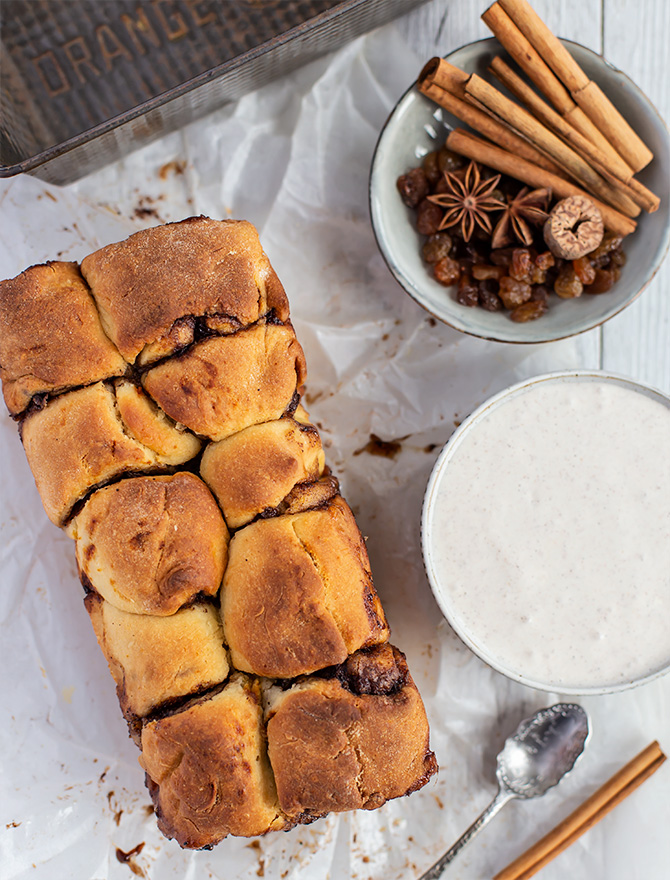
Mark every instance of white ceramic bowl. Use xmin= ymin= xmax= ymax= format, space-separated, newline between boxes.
xmin=421 ymin=370 xmax=670 ymax=695
xmin=369 ymin=39 xmax=670 ymax=343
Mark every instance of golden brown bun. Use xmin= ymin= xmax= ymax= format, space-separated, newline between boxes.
xmin=85 ymin=593 xmax=229 ymax=719
xmin=71 ymin=473 xmax=228 ymax=615
xmin=115 ymin=381 xmax=202 ymax=464
xmin=266 ymin=644 xmax=437 ymax=817
xmin=21 ymin=382 xmax=200 ymax=526
xmin=80 ymin=218 xmax=289 ymax=363
xmin=200 ymin=417 xmax=325 ymax=529
xmin=0 ymin=262 xmax=126 ymax=415
xmin=141 ymin=675 xmax=285 ymax=848
xmin=143 ymin=323 xmax=306 ymax=442
xmin=221 ymin=497 xmax=389 ymax=677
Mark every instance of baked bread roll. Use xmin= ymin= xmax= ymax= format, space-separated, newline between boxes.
xmin=80 ymin=217 xmax=289 ymax=363
xmin=141 ymin=675 xmax=285 ymax=848
xmin=200 ymin=416 xmax=325 ymax=528
xmin=0 ymin=217 xmax=436 ymax=849
xmin=0 ymin=261 xmax=126 ymax=416
xmin=114 ymin=381 xmax=203 ymax=461
xmin=142 ymin=323 xmax=306 ymax=442
xmin=266 ymin=644 xmax=437 ymax=818
xmin=70 ymin=473 xmax=227 ymax=615
xmin=21 ymin=381 xmax=198 ymax=526
xmin=86 ymin=594 xmax=229 ymax=720
xmin=222 ymin=496 xmax=389 ymax=677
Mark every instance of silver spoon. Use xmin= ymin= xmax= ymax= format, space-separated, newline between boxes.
xmin=420 ymin=703 xmax=590 ymax=880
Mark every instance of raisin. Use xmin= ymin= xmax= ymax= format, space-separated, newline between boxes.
xmin=530 ymin=284 xmax=550 ymax=305
xmin=529 ymin=265 xmax=547 ymax=285
xmin=479 ymin=282 xmax=504 ymax=311
xmin=589 ymin=231 xmax=624 ymax=261
xmin=472 ymin=264 xmax=505 ymax=281
xmin=499 ymin=276 xmax=532 ymax=309
xmin=554 ymin=265 xmax=583 ymax=299
xmin=422 ymin=151 xmax=441 ymax=186
xmin=434 ymin=256 xmax=461 ymax=286
xmin=397 ymin=168 xmax=429 ymax=208
xmin=510 ymin=300 xmax=548 ymax=322
xmin=463 ymin=242 xmax=488 ymax=264
xmin=572 ymin=256 xmax=596 ymax=285
xmin=423 ymin=232 xmax=453 ymax=263
xmin=433 ymin=174 xmax=450 ymax=195
xmin=535 ymin=251 xmax=555 ymax=272
xmin=437 ymin=146 xmax=465 ymax=174
xmin=531 ymin=251 xmax=554 ymax=283
xmin=416 ymin=198 xmax=443 ymax=235
xmin=610 ymin=248 xmax=627 ymax=268
xmin=510 ymin=248 xmax=532 ymax=282
xmin=490 ymin=248 xmax=515 ymax=267
xmin=456 ymin=272 xmax=479 ymax=307
xmin=585 ymin=268 xmax=616 ymax=294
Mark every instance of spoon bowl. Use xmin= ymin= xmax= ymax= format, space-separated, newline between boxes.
xmin=498 ymin=704 xmax=590 ymax=798
xmin=420 ymin=704 xmax=590 ymax=880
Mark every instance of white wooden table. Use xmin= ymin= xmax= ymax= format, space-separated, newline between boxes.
xmin=0 ymin=2 xmax=668 ymax=879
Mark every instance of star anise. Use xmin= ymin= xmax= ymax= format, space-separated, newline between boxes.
xmin=427 ymin=161 xmax=504 ymax=242
xmin=491 ymin=186 xmax=551 ymax=249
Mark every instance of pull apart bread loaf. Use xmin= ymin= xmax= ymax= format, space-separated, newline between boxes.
xmin=0 ymin=217 xmax=436 ymax=849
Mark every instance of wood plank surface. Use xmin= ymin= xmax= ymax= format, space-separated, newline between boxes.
xmin=601 ymin=0 xmax=670 ymax=392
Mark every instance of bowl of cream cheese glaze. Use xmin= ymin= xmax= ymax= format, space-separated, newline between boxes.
xmin=369 ymin=38 xmax=670 ymax=343
xmin=421 ymin=371 xmax=670 ymax=695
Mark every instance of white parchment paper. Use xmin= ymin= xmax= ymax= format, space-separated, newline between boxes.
xmin=1 ymin=18 xmax=668 ymax=880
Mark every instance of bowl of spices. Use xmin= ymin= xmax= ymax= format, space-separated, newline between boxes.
xmin=421 ymin=370 xmax=670 ymax=694
xmin=369 ymin=15 xmax=669 ymax=342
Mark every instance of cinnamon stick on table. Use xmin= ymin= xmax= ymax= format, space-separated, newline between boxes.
xmin=489 ymin=57 xmax=660 ymax=213
xmin=417 ymin=59 xmax=565 ymax=177
xmin=497 ymin=0 xmax=654 ymax=171
xmin=464 ymin=74 xmax=641 ymax=218
xmin=446 ymin=128 xmax=637 ymax=237
xmin=493 ymin=741 xmax=667 ymax=880
xmin=481 ymin=2 xmax=624 ymax=168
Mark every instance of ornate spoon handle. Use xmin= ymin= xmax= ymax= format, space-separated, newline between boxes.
xmin=419 ymin=788 xmax=516 ymax=880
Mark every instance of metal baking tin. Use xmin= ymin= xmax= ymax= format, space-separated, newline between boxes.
xmin=1 ymin=0 xmax=427 ymax=185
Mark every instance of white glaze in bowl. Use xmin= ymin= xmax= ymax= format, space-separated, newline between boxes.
xmin=369 ymin=39 xmax=670 ymax=343
xmin=422 ymin=371 xmax=670 ymax=694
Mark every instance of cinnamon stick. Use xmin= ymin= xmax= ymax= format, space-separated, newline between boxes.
xmin=497 ymin=0 xmax=654 ymax=171
xmin=481 ymin=2 xmax=625 ymax=169
xmin=482 ymin=2 xmax=632 ymax=173
xmin=493 ymin=741 xmax=667 ymax=880
xmin=418 ymin=58 xmax=503 ymax=119
xmin=489 ymin=57 xmax=660 ymax=213
xmin=417 ymin=60 xmax=564 ymax=176
xmin=419 ymin=57 xmax=470 ymax=100
xmin=482 ymin=3 xmax=573 ymax=114
xmin=498 ymin=0 xmax=587 ymax=92
xmin=445 ymin=129 xmax=636 ymax=237
xmin=464 ymin=74 xmax=641 ymax=218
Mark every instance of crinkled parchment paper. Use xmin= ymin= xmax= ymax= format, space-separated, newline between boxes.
xmin=1 ymin=18 xmax=668 ymax=880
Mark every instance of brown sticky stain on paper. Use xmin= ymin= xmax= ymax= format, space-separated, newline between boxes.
xmin=353 ymin=433 xmax=405 ymax=460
